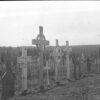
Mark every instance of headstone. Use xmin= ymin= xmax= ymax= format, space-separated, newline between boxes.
xmin=32 ymin=26 xmax=49 ymax=90
xmin=44 ymin=61 xmax=50 ymax=86
xmin=64 ymin=41 xmax=72 ymax=79
xmin=72 ymin=56 xmax=81 ymax=80
xmin=52 ymin=39 xmax=63 ymax=84
xmin=17 ymin=47 xmax=32 ymax=92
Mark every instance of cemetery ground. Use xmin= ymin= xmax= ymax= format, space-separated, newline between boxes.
xmin=8 ymin=73 xmax=100 ymax=100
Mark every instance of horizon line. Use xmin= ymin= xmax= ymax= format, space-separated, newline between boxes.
xmin=0 ymin=44 xmax=100 ymax=48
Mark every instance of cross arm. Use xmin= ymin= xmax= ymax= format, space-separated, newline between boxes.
xmin=32 ymin=39 xmax=49 ymax=46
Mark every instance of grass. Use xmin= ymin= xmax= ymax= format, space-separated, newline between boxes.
xmin=9 ymin=73 xmax=100 ymax=100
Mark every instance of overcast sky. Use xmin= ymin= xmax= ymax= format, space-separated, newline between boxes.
xmin=0 ymin=1 xmax=100 ymax=47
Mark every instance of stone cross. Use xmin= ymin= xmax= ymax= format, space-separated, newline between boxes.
xmin=52 ymin=39 xmax=63 ymax=62
xmin=52 ymin=39 xmax=63 ymax=83
xmin=32 ymin=26 xmax=49 ymax=90
xmin=64 ymin=41 xmax=72 ymax=79
xmin=44 ymin=61 xmax=50 ymax=86
xmin=81 ymin=53 xmax=85 ymax=63
xmin=17 ymin=47 xmax=32 ymax=92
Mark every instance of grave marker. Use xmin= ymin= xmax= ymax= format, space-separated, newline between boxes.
xmin=52 ymin=39 xmax=63 ymax=83
xmin=32 ymin=26 xmax=49 ymax=90
xmin=64 ymin=41 xmax=72 ymax=79
xmin=17 ymin=47 xmax=32 ymax=92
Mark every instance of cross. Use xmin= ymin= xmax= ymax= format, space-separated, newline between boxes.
xmin=52 ymin=39 xmax=63 ymax=83
xmin=64 ymin=41 xmax=72 ymax=54
xmin=44 ymin=61 xmax=50 ymax=86
xmin=32 ymin=26 xmax=49 ymax=90
xmin=17 ymin=47 xmax=32 ymax=92
xmin=32 ymin=26 xmax=49 ymax=49
xmin=64 ymin=41 xmax=72 ymax=79
xmin=52 ymin=39 xmax=63 ymax=62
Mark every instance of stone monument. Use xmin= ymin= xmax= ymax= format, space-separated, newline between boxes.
xmin=64 ymin=41 xmax=72 ymax=79
xmin=52 ymin=39 xmax=63 ymax=84
xmin=17 ymin=47 xmax=32 ymax=93
xmin=32 ymin=26 xmax=49 ymax=90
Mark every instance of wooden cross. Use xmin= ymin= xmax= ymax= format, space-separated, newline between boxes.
xmin=17 ymin=47 xmax=32 ymax=92
xmin=44 ymin=61 xmax=50 ymax=86
xmin=32 ymin=26 xmax=49 ymax=89
xmin=64 ymin=41 xmax=72 ymax=79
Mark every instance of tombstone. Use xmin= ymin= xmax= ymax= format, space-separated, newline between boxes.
xmin=44 ymin=61 xmax=50 ymax=86
xmin=64 ymin=41 xmax=72 ymax=79
xmin=32 ymin=26 xmax=49 ymax=90
xmin=17 ymin=47 xmax=32 ymax=94
xmin=52 ymin=39 xmax=63 ymax=84
xmin=72 ymin=55 xmax=81 ymax=80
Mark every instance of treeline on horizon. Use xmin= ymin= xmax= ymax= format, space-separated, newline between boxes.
xmin=0 ymin=44 xmax=100 ymax=65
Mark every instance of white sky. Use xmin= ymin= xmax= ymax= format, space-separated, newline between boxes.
xmin=0 ymin=1 xmax=100 ymax=47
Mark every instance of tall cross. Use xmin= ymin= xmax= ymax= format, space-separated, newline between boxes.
xmin=52 ymin=39 xmax=63 ymax=83
xmin=17 ymin=47 xmax=32 ymax=92
xmin=64 ymin=41 xmax=72 ymax=79
xmin=32 ymin=26 xmax=49 ymax=90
